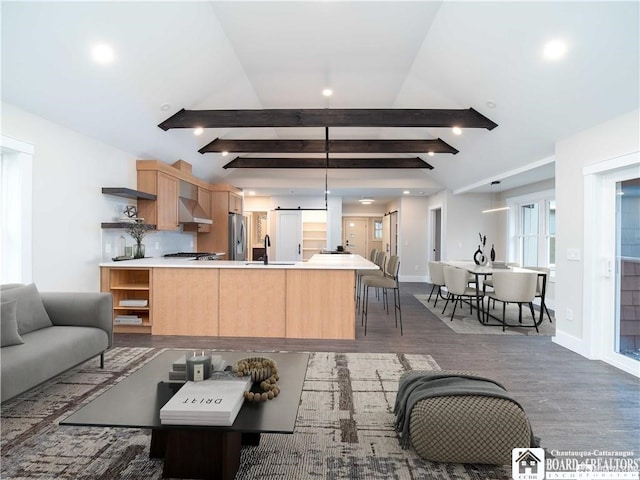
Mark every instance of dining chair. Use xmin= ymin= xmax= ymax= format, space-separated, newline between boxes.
xmin=485 ymin=271 xmax=538 ymax=331
xmin=361 ymin=255 xmax=402 ymax=336
xmin=483 ymin=262 xmax=520 ymax=308
xmin=441 ymin=266 xmax=484 ymax=321
xmin=523 ymin=266 xmax=553 ymax=323
xmin=427 ymin=261 xmax=446 ymax=307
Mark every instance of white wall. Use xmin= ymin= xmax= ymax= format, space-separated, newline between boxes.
xmin=442 ymin=191 xmax=497 ymax=262
xmin=554 ymin=110 xmax=640 ymax=355
xmin=1 ymin=103 xmax=138 ymax=291
xmin=397 ymin=196 xmax=429 ymax=281
xmin=1 ymin=103 xmax=197 ymax=291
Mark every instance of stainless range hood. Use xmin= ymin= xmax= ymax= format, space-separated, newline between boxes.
xmin=178 ymin=181 xmax=213 ymax=225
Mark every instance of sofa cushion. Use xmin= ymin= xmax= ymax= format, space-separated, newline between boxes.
xmin=1 ymin=300 xmax=24 ymax=347
xmin=1 ymin=284 xmax=53 ymax=335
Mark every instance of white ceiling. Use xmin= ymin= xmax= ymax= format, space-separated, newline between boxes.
xmin=2 ymin=1 xmax=638 ymax=205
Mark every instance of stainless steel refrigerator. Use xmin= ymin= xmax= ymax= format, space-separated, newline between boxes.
xmin=228 ymin=213 xmax=246 ymax=261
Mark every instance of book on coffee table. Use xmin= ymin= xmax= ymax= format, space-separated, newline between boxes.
xmin=160 ymin=376 xmax=252 ymax=426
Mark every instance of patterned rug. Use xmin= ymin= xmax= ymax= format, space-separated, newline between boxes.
xmin=1 ymin=347 xmax=511 ymax=479
xmin=415 ymin=293 xmax=555 ymax=336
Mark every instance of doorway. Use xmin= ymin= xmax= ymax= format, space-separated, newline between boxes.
xmin=342 ymin=217 xmax=368 ymax=257
xmin=430 ymin=206 xmax=442 ymax=261
xmin=584 ymin=152 xmax=639 ymax=376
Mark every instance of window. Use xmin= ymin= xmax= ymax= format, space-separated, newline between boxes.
xmin=1 ymin=136 xmax=33 ymax=283
xmin=507 ymin=190 xmax=555 ymax=270
xmin=373 ymin=219 xmax=383 ymax=240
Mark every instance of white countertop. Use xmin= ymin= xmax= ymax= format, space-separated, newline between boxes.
xmin=100 ymin=253 xmax=379 ymax=270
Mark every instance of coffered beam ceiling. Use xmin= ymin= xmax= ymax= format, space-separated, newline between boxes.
xmin=159 ymin=108 xmax=498 ymax=130
xmin=223 ymin=157 xmax=434 ymax=170
xmin=199 ymin=138 xmax=458 ymax=155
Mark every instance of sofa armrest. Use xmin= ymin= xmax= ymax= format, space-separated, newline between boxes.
xmin=39 ymin=292 xmax=113 ymax=348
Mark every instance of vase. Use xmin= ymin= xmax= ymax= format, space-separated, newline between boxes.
xmin=473 ymin=245 xmax=487 ymax=266
xmin=490 ymin=244 xmax=496 ymax=262
xmin=133 ymin=243 xmax=145 ymax=259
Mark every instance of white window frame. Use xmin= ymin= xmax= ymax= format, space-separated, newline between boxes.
xmin=506 ymin=189 xmax=555 ymax=274
xmin=1 ymin=135 xmax=34 ymax=284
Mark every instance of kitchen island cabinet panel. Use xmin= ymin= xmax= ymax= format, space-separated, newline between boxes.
xmin=151 ymin=268 xmax=219 ymax=336
xmin=218 ymin=270 xmax=286 ymax=337
xmin=285 ymin=270 xmax=355 ymax=340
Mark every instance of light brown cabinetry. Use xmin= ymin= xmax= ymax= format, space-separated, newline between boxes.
xmin=197 ymin=187 xmax=211 ymax=233
xmin=218 ymin=269 xmax=286 ymax=337
xmin=137 ymin=171 xmax=179 ymax=231
xmin=197 ymin=190 xmax=244 ymax=256
xmin=229 ymin=192 xmax=243 ymax=214
xmin=100 ymin=267 xmax=152 ymax=334
xmin=151 ymin=268 xmax=219 ymax=336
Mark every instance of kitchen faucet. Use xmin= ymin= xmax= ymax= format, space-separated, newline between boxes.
xmin=264 ymin=234 xmax=270 ymax=265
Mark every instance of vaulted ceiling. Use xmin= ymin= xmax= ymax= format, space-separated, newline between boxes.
xmin=2 ymin=1 xmax=638 ymax=204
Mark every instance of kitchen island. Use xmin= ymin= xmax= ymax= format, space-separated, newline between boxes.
xmin=99 ymin=254 xmax=377 ymax=340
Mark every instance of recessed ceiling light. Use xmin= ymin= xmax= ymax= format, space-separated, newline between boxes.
xmin=452 ymin=126 xmax=462 ymax=135
xmin=322 ymin=88 xmax=333 ymax=97
xmin=403 ymin=191 xmax=410 ymax=195
xmin=543 ymin=39 xmax=567 ymax=60
xmin=160 ymin=103 xmax=171 ymax=111
xmin=248 ymin=191 xmax=256 ymax=196
xmin=221 ymin=151 xmax=229 ymax=156
xmin=486 ymin=100 xmax=496 ymax=108
xmin=325 ymin=190 xmax=331 ymax=194
xmin=427 ymin=151 xmax=435 ymax=157
xmin=358 ymin=198 xmax=374 ymax=205
xmin=193 ymin=127 xmax=204 ymax=136
xmin=91 ymin=43 xmax=115 ymax=64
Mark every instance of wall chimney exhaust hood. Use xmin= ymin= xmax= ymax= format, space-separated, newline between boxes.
xmin=178 ymin=181 xmax=213 ymax=225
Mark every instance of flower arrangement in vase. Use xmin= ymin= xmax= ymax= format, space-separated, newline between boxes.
xmin=125 ymin=220 xmax=154 ymax=258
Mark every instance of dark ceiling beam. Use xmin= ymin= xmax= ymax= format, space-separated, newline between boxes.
xmin=199 ymin=138 xmax=458 ymax=154
xmin=223 ymin=157 xmax=434 ymax=170
xmin=159 ymin=108 xmax=497 ymax=130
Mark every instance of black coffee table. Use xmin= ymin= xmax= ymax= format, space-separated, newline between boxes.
xmin=61 ymin=350 xmax=309 ymax=480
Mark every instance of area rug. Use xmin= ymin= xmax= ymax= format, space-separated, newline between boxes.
xmin=1 ymin=347 xmax=511 ymax=479
xmin=415 ymin=293 xmax=555 ymax=336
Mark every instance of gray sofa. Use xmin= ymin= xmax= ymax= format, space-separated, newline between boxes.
xmin=1 ymin=283 xmax=113 ymax=402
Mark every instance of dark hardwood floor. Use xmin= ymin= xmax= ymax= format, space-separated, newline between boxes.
xmin=115 ymin=282 xmax=640 ymax=454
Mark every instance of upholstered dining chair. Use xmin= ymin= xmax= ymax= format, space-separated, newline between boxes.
xmin=483 ymin=262 xmax=520 ymax=308
xmin=441 ymin=266 xmax=484 ymax=321
xmin=485 ymin=271 xmax=538 ymax=332
xmin=523 ymin=266 xmax=553 ymax=323
xmin=361 ymin=255 xmax=402 ymax=336
xmin=427 ymin=261 xmax=446 ymax=307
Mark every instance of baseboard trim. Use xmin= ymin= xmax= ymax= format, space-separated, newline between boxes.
xmin=552 ymin=330 xmax=592 ymax=358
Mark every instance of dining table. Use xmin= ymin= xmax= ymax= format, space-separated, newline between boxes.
xmin=441 ymin=260 xmax=548 ymax=329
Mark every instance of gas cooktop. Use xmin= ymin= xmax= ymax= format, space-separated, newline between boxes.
xmin=164 ymin=252 xmax=223 ymax=260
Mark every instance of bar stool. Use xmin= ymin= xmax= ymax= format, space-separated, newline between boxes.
xmin=355 ymin=248 xmax=378 ymax=310
xmin=358 ymin=251 xmax=387 ymax=312
xmin=361 ymin=255 xmax=402 ymax=335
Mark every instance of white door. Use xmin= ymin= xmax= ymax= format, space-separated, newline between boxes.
xmin=343 ymin=217 xmax=368 ymax=257
xmin=276 ymin=211 xmax=302 ymax=261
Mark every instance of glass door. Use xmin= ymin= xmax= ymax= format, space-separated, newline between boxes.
xmin=616 ymin=177 xmax=640 ymax=361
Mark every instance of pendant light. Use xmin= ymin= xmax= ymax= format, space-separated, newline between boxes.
xmin=482 ymin=180 xmax=510 ymax=213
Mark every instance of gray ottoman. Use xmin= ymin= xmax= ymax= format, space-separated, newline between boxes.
xmin=396 ymin=370 xmax=534 ymax=465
